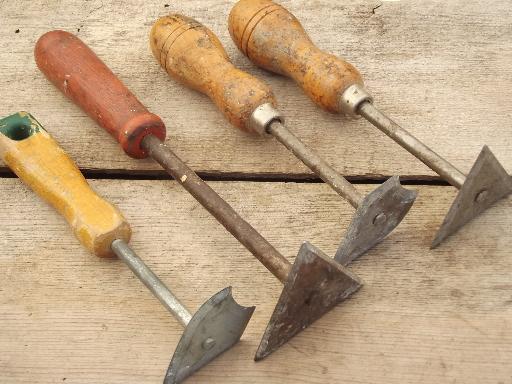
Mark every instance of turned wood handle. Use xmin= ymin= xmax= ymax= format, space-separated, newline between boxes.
xmin=0 ymin=112 xmax=131 ymax=258
xmin=150 ymin=14 xmax=276 ymax=133
xmin=34 ymin=30 xmax=166 ymax=159
xmin=229 ymin=0 xmax=364 ymax=113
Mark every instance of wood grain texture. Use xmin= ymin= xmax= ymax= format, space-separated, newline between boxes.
xmin=0 ymin=179 xmax=510 ymax=383
xmin=0 ymin=0 xmax=511 ymax=178
xmin=151 ymin=15 xmax=277 ymax=133
xmin=229 ymin=0 xmax=365 ymax=113
xmin=1 ymin=1 xmax=511 ymax=383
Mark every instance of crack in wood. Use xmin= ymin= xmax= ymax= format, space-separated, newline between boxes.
xmin=372 ymin=3 xmax=383 ymax=14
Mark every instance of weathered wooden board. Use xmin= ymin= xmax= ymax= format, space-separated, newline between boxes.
xmin=1 ymin=179 xmax=510 ymax=383
xmin=1 ymin=0 xmax=511 ymax=178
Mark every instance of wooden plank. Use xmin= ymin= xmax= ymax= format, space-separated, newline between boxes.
xmin=0 ymin=0 xmax=511 ymax=178
xmin=0 ymin=179 xmax=510 ymax=383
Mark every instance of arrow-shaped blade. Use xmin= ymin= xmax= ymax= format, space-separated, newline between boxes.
xmin=432 ymin=146 xmax=512 ymax=248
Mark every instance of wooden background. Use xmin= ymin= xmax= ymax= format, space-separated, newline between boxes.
xmin=1 ymin=1 xmax=511 ymax=383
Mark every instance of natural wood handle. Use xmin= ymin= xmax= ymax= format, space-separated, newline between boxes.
xmin=150 ymin=14 xmax=276 ymax=133
xmin=35 ymin=30 xmax=166 ymax=159
xmin=229 ymin=0 xmax=364 ymax=113
xmin=0 ymin=112 xmax=131 ymax=258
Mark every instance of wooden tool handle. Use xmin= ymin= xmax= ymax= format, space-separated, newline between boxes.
xmin=34 ymin=30 xmax=166 ymax=159
xmin=0 ymin=112 xmax=131 ymax=258
xmin=229 ymin=0 xmax=364 ymax=113
xmin=150 ymin=15 xmax=276 ymax=133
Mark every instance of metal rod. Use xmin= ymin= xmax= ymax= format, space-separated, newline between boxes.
xmin=268 ymin=121 xmax=363 ymax=209
xmin=358 ymin=101 xmax=466 ymax=189
xmin=141 ymin=134 xmax=292 ymax=283
xmin=111 ymin=239 xmax=193 ymax=327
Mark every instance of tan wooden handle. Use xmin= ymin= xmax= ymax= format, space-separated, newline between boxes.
xmin=229 ymin=0 xmax=364 ymax=113
xmin=0 ymin=112 xmax=131 ymax=258
xmin=150 ymin=14 xmax=277 ymax=133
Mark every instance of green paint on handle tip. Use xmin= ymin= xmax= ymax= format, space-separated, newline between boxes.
xmin=0 ymin=112 xmax=45 ymax=141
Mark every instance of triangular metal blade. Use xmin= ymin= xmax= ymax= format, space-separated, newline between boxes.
xmin=432 ymin=146 xmax=512 ymax=248
xmin=255 ymin=242 xmax=362 ymax=361
xmin=335 ymin=176 xmax=417 ymax=266
xmin=165 ymin=287 xmax=255 ymax=384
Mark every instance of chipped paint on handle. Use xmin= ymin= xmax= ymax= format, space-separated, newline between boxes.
xmin=0 ymin=112 xmax=131 ymax=258
xmin=34 ymin=30 xmax=167 ymax=159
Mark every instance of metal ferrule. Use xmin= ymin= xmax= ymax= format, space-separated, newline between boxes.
xmin=338 ymin=84 xmax=374 ymax=117
xmin=248 ymin=103 xmax=284 ymax=135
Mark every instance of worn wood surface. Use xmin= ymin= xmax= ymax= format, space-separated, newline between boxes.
xmin=0 ymin=114 xmax=131 ymax=258
xmin=151 ymin=14 xmax=278 ymax=133
xmin=229 ymin=0 xmax=366 ymax=114
xmin=1 ymin=1 xmax=511 ymax=383
xmin=1 ymin=0 xmax=511 ymax=178
xmin=0 ymin=180 xmax=511 ymax=383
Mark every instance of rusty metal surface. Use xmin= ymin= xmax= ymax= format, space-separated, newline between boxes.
xmin=358 ymin=99 xmax=467 ymax=189
xmin=255 ymin=242 xmax=362 ymax=361
xmin=268 ymin=120 xmax=416 ymax=260
xmin=113 ymin=242 xmax=255 ymax=384
xmin=141 ymin=135 xmax=369 ymax=360
xmin=142 ymin=134 xmax=292 ymax=283
xmin=269 ymin=120 xmax=364 ymax=209
xmin=335 ymin=176 xmax=417 ymax=265
xmin=165 ymin=287 xmax=255 ymax=384
xmin=356 ymin=97 xmax=512 ymax=247
xmin=432 ymin=146 xmax=512 ymax=248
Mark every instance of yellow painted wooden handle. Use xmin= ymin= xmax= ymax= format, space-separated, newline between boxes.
xmin=150 ymin=14 xmax=277 ymax=133
xmin=0 ymin=112 xmax=131 ymax=258
xmin=229 ymin=0 xmax=364 ymax=113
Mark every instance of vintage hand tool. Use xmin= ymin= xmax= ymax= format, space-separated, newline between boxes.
xmin=150 ymin=15 xmax=416 ymax=266
xmin=35 ymin=31 xmax=362 ymax=360
xmin=228 ymin=0 xmax=512 ymax=248
xmin=0 ymin=112 xmax=254 ymax=383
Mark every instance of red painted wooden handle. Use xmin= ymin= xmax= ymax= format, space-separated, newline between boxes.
xmin=34 ymin=30 xmax=166 ymax=159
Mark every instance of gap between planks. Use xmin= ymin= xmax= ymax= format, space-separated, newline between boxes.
xmin=0 ymin=167 xmax=452 ymax=186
